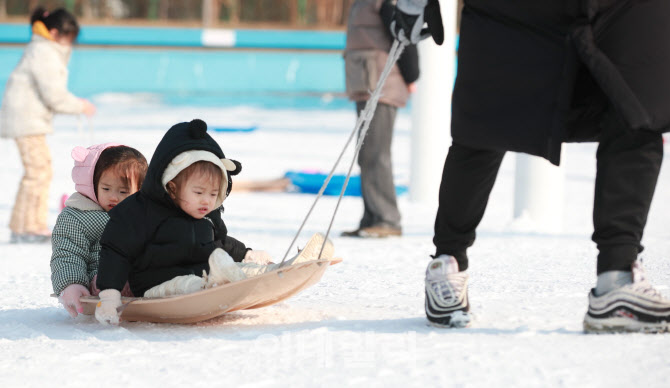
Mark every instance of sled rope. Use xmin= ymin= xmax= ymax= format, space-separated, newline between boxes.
xmin=280 ymin=39 xmax=407 ymax=266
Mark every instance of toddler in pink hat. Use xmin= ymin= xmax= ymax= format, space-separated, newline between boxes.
xmin=51 ymin=143 xmax=147 ymax=318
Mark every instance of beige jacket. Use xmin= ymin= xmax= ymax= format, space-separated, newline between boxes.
xmin=0 ymin=31 xmax=84 ymax=139
xmin=344 ymin=0 xmax=409 ymax=108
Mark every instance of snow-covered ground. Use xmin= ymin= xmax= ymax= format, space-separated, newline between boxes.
xmin=1 ymin=96 xmax=670 ymax=387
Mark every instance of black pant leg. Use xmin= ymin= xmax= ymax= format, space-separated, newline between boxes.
xmin=433 ymin=142 xmax=506 ymax=270
xmin=593 ymin=114 xmax=664 ymax=274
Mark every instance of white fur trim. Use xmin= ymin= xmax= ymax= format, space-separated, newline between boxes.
xmin=161 ymin=150 xmax=229 ymax=207
xmin=64 ymin=192 xmax=104 ymax=211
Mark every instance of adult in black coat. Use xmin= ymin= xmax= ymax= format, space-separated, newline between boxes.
xmin=451 ymin=0 xmax=670 ymax=164
xmin=394 ymin=0 xmax=670 ymax=332
xmin=96 ymin=119 xmax=248 ymax=298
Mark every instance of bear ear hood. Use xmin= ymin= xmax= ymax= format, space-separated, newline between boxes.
xmin=221 ymin=158 xmax=242 ymax=176
xmin=188 ymin=118 xmax=208 ymax=139
xmin=142 ymin=119 xmax=242 ymax=208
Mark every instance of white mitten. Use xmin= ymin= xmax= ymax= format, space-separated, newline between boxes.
xmin=242 ymin=250 xmax=273 ymax=265
xmin=95 ymin=289 xmax=122 ymax=325
xmin=207 ymin=248 xmax=246 ymax=288
xmin=143 ymin=275 xmax=205 ymax=298
xmin=59 ymin=284 xmax=90 ymax=318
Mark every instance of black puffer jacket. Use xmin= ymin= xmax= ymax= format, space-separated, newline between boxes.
xmin=97 ymin=119 xmax=247 ymax=296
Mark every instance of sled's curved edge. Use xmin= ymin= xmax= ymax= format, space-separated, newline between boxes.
xmin=67 ymin=258 xmax=339 ymax=323
xmin=243 ymin=259 xmax=331 ymax=310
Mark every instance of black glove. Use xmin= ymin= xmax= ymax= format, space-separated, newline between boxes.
xmin=391 ymin=0 xmax=444 ymax=45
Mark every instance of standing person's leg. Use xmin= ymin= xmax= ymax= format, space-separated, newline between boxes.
xmin=433 ymin=142 xmax=506 ymax=271
xmin=343 ymin=101 xmax=401 ymax=237
xmin=10 ymin=135 xmax=52 ymax=242
xmin=426 ymin=142 xmax=505 ymax=327
xmin=34 ymin=136 xmax=52 ymax=233
xmin=584 ymin=112 xmax=670 ymax=333
xmin=592 ymin=113 xmax=662 ymax=276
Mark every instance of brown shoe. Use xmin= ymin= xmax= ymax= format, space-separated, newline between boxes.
xmin=341 ymin=226 xmax=401 ymax=238
xmin=341 ymin=229 xmax=362 ymax=237
xmin=9 ymin=232 xmax=51 ymax=244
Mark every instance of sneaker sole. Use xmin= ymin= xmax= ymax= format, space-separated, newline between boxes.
xmin=427 ymin=310 xmax=472 ymax=328
xmin=425 ymin=290 xmax=471 ymax=328
xmin=583 ymin=314 xmax=669 ymax=334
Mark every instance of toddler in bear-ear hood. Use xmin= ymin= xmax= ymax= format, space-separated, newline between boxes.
xmin=141 ymin=118 xmax=242 ymax=210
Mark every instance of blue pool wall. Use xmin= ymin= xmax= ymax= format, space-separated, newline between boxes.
xmin=0 ymin=24 xmax=455 ymax=108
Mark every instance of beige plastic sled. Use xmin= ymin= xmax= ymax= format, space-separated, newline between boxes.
xmin=62 ymin=233 xmax=341 ymax=324
xmin=78 ymin=258 xmax=340 ymax=323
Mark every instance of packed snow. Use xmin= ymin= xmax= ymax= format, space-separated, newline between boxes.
xmin=1 ymin=95 xmax=669 ymax=387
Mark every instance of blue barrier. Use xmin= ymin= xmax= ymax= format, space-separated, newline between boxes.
xmin=212 ymin=125 xmax=258 ymax=132
xmin=0 ymin=23 xmax=455 ymax=108
xmin=0 ymin=46 xmax=346 ymax=107
xmin=0 ymin=23 xmax=346 ymax=50
xmin=80 ymin=26 xmax=203 ymax=47
xmin=235 ymin=29 xmax=345 ymax=50
xmin=285 ymin=171 xmax=408 ymax=197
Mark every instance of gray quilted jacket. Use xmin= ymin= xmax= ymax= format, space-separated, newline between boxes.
xmin=50 ymin=192 xmax=108 ymax=295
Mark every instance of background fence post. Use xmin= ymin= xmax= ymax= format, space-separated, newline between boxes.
xmin=409 ymin=0 xmax=456 ymax=205
xmin=512 ymin=153 xmax=565 ymax=233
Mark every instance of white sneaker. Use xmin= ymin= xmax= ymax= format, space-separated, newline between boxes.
xmin=425 ymin=255 xmax=471 ymax=328
xmin=584 ymin=260 xmax=670 ymax=333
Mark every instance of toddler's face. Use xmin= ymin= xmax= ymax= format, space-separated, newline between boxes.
xmin=49 ymin=29 xmax=75 ymax=47
xmin=173 ymin=172 xmax=220 ymax=219
xmin=97 ymin=169 xmax=134 ymax=212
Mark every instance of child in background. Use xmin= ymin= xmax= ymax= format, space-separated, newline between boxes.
xmin=95 ymin=119 xmax=273 ymax=324
xmin=52 ymin=143 xmax=147 ymax=318
xmin=0 ymin=7 xmax=96 ymax=243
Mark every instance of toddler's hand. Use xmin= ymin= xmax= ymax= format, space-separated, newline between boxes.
xmin=81 ymin=99 xmax=96 ymax=117
xmin=95 ymin=289 xmax=122 ymax=325
xmin=407 ymin=82 xmax=417 ymax=94
xmin=243 ymin=250 xmax=273 ymax=265
xmin=59 ymin=284 xmax=90 ymax=318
